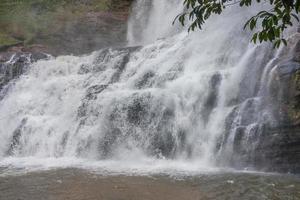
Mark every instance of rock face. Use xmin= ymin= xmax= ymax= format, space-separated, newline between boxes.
xmin=222 ymin=33 xmax=300 ymax=173
xmin=32 ymin=9 xmax=131 ymax=55
xmin=0 ymin=0 xmax=134 ymax=56
xmin=259 ymin=34 xmax=300 ymax=173
xmin=254 ymin=125 xmax=300 ymax=173
xmin=270 ymin=35 xmax=300 ymax=126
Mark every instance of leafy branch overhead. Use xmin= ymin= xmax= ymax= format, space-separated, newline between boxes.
xmin=176 ymin=0 xmax=300 ymax=47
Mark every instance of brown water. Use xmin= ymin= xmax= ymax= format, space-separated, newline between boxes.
xmin=0 ymin=168 xmax=299 ymax=200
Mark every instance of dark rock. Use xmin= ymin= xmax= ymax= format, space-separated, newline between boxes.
xmin=99 ymin=128 xmax=122 ymax=158
xmin=88 ymin=47 xmax=139 ymax=76
xmin=78 ymin=64 xmax=91 ymax=74
xmin=135 ymin=71 xmax=156 ymax=89
xmin=96 ymin=91 xmax=179 ymax=159
xmin=86 ymin=85 xmax=108 ymax=100
xmin=269 ymin=59 xmax=300 ymax=125
xmin=151 ymin=129 xmax=176 ymax=158
xmin=221 ymin=37 xmax=300 ymax=174
xmin=201 ymin=73 xmax=222 ymax=124
xmin=0 ymin=52 xmax=49 ymax=92
xmin=239 ymin=98 xmax=261 ymax=126
xmin=109 ymin=48 xmax=134 ymax=83
xmin=127 ymin=95 xmax=149 ymax=125
xmin=151 ymin=107 xmax=176 ymax=158
xmin=6 ymin=118 xmax=27 ymax=156
xmin=30 ymin=52 xmax=49 ymax=62
xmin=235 ymin=45 xmax=274 ymax=104
xmin=77 ymin=84 xmax=108 ymax=120
xmin=224 ymin=106 xmax=239 ymax=132
xmin=253 ymin=125 xmax=300 ymax=173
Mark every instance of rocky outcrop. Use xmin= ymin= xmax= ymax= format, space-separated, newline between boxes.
xmin=222 ymin=33 xmax=300 ymax=173
xmin=255 ymin=34 xmax=300 ymax=173
xmin=0 ymin=0 xmax=134 ymax=56
xmin=269 ymin=34 xmax=300 ymax=126
xmin=32 ymin=9 xmax=131 ymax=55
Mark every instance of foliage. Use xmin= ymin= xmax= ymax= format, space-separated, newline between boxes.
xmin=176 ymin=0 xmax=300 ymax=47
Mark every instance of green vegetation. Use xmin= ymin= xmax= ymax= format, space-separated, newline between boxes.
xmin=177 ymin=0 xmax=300 ymax=47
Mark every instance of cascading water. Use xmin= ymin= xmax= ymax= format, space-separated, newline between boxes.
xmin=0 ymin=0 xmax=289 ymax=172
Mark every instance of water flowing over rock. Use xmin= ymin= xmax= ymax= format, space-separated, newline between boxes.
xmin=0 ymin=52 xmax=50 ymax=99
xmin=0 ymin=0 xmax=299 ymax=174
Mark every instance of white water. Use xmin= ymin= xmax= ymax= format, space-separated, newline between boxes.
xmin=0 ymin=1 xmax=282 ymax=173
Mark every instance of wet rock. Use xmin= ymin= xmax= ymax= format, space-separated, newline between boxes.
xmin=127 ymin=98 xmax=147 ymax=125
xmin=109 ymin=48 xmax=135 ymax=83
xmin=254 ymin=125 xmax=300 ymax=173
xmin=221 ymin=36 xmax=300 ymax=173
xmin=151 ymin=129 xmax=175 ymax=158
xmin=237 ymin=45 xmax=274 ymax=103
xmin=6 ymin=118 xmax=27 ymax=156
xmin=229 ymin=124 xmax=262 ymax=169
xmin=30 ymin=52 xmax=49 ymax=62
xmin=135 ymin=71 xmax=156 ymax=89
xmin=77 ymin=84 xmax=108 ymax=121
xmin=232 ymin=126 xmax=246 ymax=152
xmin=201 ymin=73 xmax=222 ymax=124
xmin=0 ymin=52 xmax=49 ymax=91
xmin=224 ymin=106 xmax=239 ymax=132
xmin=99 ymin=128 xmax=122 ymax=158
xmin=239 ymin=98 xmax=261 ymax=126
xmin=86 ymin=85 xmax=108 ymax=100
xmin=87 ymin=47 xmax=138 ymax=77
xmin=269 ymin=60 xmax=300 ymax=125
xmin=261 ymin=54 xmax=300 ymax=173
xmin=97 ymin=92 xmax=179 ymax=159
xmin=151 ymin=107 xmax=176 ymax=158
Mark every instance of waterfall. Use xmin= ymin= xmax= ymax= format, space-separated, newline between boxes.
xmin=0 ymin=0 xmax=285 ymax=171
